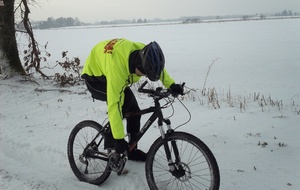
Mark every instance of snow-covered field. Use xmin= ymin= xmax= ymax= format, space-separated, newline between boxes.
xmin=1 ymin=19 xmax=300 ymax=189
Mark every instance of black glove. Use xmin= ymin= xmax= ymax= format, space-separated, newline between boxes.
xmin=115 ymin=139 xmax=128 ymax=154
xmin=169 ymin=83 xmax=184 ymax=96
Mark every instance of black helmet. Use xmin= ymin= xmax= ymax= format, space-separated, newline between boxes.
xmin=139 ymin=41 xmax=165 ymax=81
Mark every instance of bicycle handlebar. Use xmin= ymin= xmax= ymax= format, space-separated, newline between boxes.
xmin=138 ymin=81 xmax=185 ymax=98
xmin=138 ymin=81 xmax=153 ymax=94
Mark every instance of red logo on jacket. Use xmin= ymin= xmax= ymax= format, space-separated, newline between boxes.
xmin=104 ymin=39 xmax=119 ymax=54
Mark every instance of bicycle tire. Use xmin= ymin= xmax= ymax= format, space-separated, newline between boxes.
xmin=67 ymin=120 xmax=111 ymax=185
xmin=145 ymin=131 xmax=220 ymax=190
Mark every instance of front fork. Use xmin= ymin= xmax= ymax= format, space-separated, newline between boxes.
xmin=158 ymin=119 xmax=185 ymax=178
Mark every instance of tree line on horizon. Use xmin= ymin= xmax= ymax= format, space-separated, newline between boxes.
xmin=33 ymin=17 xmax=81 ymax=29
xmin=31 ymin=9 xmax=299 ymax=30
xmin=32 ymin=17 xmax=149 ymax=29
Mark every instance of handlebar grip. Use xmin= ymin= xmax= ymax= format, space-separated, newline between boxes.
xmin=138 ymin=81 xmax=148 ymax=92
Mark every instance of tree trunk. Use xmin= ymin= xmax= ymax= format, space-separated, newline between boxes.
xmin=0 ymin=0 xmax=26 ymax=75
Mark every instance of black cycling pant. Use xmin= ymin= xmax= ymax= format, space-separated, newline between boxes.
xmin=85 ymin=80 xmax=141 ymax=135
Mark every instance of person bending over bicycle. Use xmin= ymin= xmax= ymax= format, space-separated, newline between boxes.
xmin=81 ymin=38 xmax=183 ymax=162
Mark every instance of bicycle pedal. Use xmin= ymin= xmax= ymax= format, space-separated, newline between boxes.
xmin=116 ymin=156 xmax=127 ymax=175
xmin=117 ymin=168 xmax=129 ymax=176
xmin=109 ymin=152 xmax=127 ymax=174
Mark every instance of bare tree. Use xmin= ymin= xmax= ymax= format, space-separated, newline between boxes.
xmin=0 ymin=0 xmax=26 ymax=76
xmin=0 ymin=0 xmax=49 ymax=78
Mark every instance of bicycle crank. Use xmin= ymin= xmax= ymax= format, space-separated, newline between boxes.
xmin=108 ymin=152 xmax=127 ymax=175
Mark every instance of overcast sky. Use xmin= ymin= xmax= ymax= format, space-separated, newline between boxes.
xmin=29 ymin=0 xmax=300 ymax=22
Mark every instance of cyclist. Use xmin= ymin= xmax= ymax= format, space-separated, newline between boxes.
xmin=81 ymin=38 xmax=183 ymax=162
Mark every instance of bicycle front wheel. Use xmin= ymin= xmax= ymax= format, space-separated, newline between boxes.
xmin=67 ymin=120 xmax=111 ymax=185
xmin=146 ymin=131 xmax=220 ymax=190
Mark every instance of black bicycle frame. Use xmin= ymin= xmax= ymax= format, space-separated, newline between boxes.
xmin=87 ymin=96 xmax=176 ymax=165
xmin=123 ymin=99 xmax=177 ymax=170
xmin=124 ymin=99 xmax=164 ymax=152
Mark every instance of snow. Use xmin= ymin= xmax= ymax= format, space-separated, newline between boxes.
xmin=1 ymin=19 xmax=300 ymax=189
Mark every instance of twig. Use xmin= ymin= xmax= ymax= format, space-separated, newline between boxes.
xmin=34 ymin=88 xmax=73 ymax=93
xmin=203 ymin=57 xmax=220 ymax=89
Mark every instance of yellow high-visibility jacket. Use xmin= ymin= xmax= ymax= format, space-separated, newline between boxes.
xmin=82 ymin=38 xmax=175 ymax=139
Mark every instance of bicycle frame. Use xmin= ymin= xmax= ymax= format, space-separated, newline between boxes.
xmin=85 ymin=95 xmax=176 ymax=165
xmin=122 ymin=98 xmax=180 ymax=173
xmin=124 ymin=98 xmax=183 ymax=176
xmin=124 ymin=98 xmax=172 ymax=152
xmin=86 ymin=81 xmax=181 ymax=169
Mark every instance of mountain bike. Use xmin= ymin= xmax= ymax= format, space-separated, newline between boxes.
xmin=67 ymin=81 xmax=220 ymax=190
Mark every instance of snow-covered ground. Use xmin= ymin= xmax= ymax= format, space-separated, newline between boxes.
xmin=1 ymin=19 xmax=300 ymax=190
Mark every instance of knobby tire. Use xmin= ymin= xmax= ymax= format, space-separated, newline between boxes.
xmin=67 ymin=120 xmax=111 ymax=185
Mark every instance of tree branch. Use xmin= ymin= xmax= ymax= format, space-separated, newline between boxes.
xmin=21 ymin=0 xmax=49 ymax=78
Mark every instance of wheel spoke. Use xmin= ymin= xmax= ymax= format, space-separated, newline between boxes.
xmin=146 ymin=132 xmax=219 ymax=190
xmin=67 ymin=121 xmax=111 ymax=185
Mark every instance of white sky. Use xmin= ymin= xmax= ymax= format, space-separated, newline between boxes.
xmin=29 ymin=0 xmax=300 ymax=22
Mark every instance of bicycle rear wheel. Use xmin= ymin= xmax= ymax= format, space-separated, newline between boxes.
xmin=146 ymin=131 xmax=220 ymax=190
xmin=67 ymin=120 xmax=111 ymax=185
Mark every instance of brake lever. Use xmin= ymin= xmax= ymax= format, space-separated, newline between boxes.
xmin=181 ymin=82 xmax=186 ymax=95
xmin=138 ymin=81 xmax=148 ymax=92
